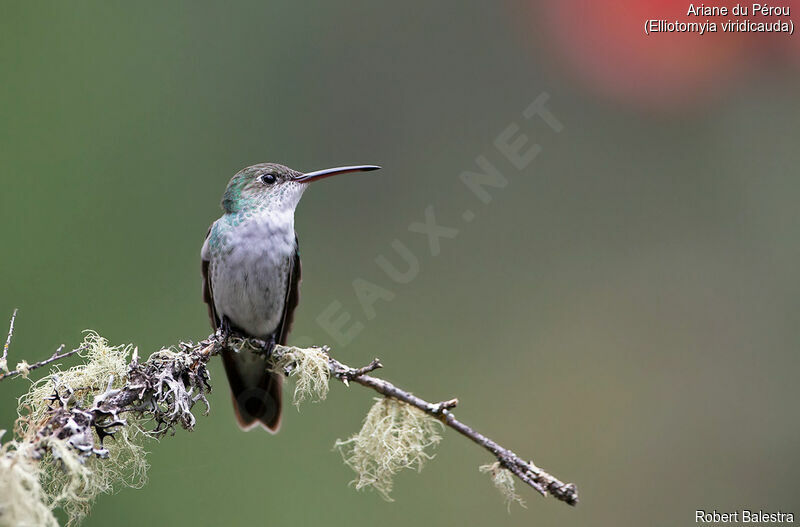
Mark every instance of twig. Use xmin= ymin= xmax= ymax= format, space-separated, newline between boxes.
xmin=0 ymin=310 xmax=87 ymax=383
xmin=2 ymin=308 xmax=18 ymax=366
xmin=321 ymin=350 xmax=579 ymax=505
xmin=0 ymin=343 xmax=88 ymax=382
xmin=339 ymin=357 xmax=382 ymax=384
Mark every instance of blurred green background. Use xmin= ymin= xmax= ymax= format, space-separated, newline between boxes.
xmin=1 ymin=1 xmax=798 ymax=526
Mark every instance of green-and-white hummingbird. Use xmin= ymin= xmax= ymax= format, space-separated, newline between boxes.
xmin=201 ymin=162 xmax=380 ymax=432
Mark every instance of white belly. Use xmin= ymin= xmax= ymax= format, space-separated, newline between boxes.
xmin=208 ymin=216 xmax=296 ymax=338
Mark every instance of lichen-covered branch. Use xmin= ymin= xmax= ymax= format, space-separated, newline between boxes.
xmin=1 ymin=332 xmax=223 ymax=526
xmin=0 ymin=321 xmax=577 ymax=526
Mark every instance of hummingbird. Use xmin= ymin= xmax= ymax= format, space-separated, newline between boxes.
xmin=201 ymin=162 xmax=380 ymax=432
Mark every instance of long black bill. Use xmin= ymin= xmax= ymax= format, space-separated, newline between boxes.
xmin=293 ymin=164 xmax=381 ymax=183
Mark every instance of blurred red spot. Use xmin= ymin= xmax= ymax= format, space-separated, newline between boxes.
xmin=536 ymin=0 xmax=794 ymax=110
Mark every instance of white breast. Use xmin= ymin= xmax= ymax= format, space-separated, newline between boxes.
xmin=208 ymin=213 xmax=296 ymax=338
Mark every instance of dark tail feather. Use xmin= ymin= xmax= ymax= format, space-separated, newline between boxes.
xmin=221 ymin=348 xmax=282 ymax=433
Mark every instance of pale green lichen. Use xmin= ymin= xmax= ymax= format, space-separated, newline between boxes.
xmin=38 ymin=426 xmax=148 ymax=525
xmin=18 ymin=333 xmax=131 ymax=436
xmin=5 ymin=333 xmax=149 ymax=527
xmin=0 ymin=432 xmax=58 ymax=527
xmin=334 ymin=397 xmax=443 ymax=501
xmin=14 ymin=360 xmax=30 ymax=378
xmin=479 ymin=462 xmax=526 ymax=510
xmin=270 ymin=345 xmax=330 ymax=408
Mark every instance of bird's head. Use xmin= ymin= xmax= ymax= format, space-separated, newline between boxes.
xmin=221 ymin=162 xmax=380 ymax=214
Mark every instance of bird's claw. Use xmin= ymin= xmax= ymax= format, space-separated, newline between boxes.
xmin=220 ymin=317 xmax=233 ymax=347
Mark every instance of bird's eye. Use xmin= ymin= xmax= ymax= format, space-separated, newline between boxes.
xmin=260 ymin=173 xmax=277 ymax=185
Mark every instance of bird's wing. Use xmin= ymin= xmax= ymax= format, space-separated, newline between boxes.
xmin=276 ymin=234 xmax=301 ymax=345
xmin=201 ymin=225 xmax=219 ymax=330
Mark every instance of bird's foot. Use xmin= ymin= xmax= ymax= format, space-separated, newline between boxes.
xmin=220 ymin=317 xmax=233 ymax=346
xmin=252 ymin=335 xmax=276 ymax=359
